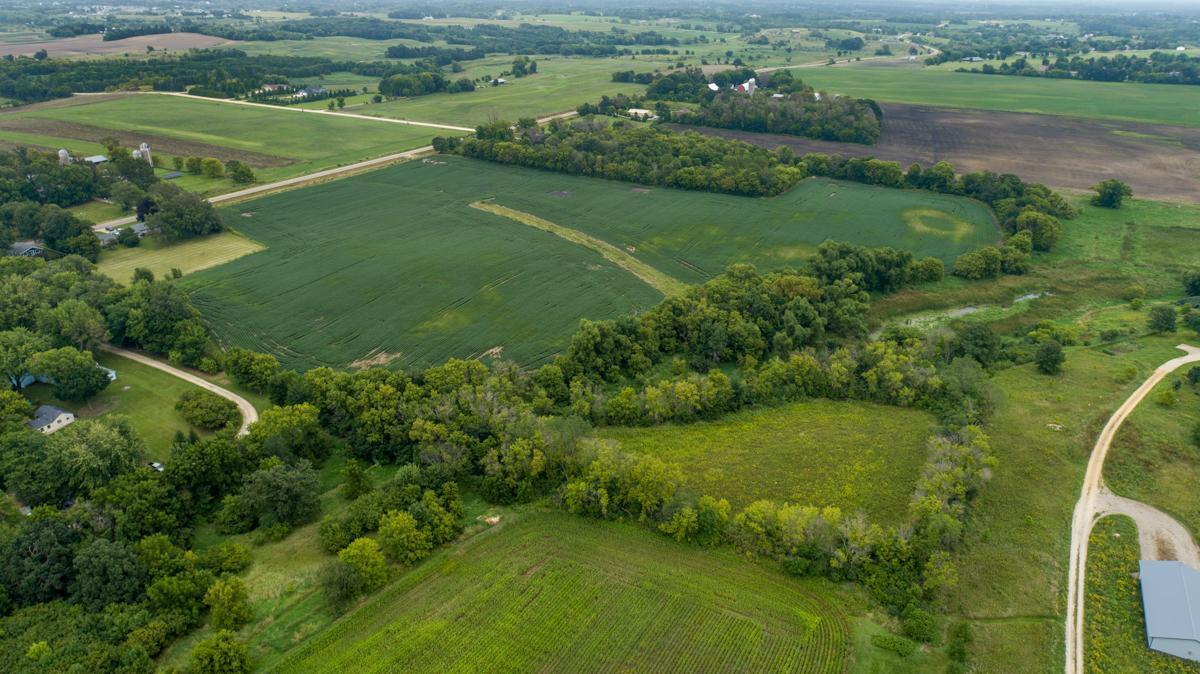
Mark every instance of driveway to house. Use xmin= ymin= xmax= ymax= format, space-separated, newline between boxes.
xmin=100 ymin=344 xmax=258 ymax=436
xmin=1064 ymin=343 xmax=1200 ymax=674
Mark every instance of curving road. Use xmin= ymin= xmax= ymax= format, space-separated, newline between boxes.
xmin=101 ymin=344 xmax=258 ymax=436
xmin=1064 ymin=343 xmax=1200 ymax=674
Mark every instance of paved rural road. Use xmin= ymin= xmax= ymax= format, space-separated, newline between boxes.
xmin=1064 ymin=343 xmax=1200 ymax=674
xmin=100 ymin=344 xmax=258 ymax=436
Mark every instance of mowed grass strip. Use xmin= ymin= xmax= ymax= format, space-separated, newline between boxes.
xmin=96 ymin=231 xmax=265 ymax=283
xmin=601 ymin=399 xmax=937 ymax=522
xmin=267 ymin=510 xmax=850 ymax=673
xmin=470 ymin=200 xmax=687 ymax=296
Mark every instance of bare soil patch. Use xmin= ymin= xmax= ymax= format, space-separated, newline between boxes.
xmin=349 ymin=349 xmax=404 ymax=370
xmin=674 ymin=102 xmax=1200 ymax=203
xmin=0 ymin=117 xmax=293 ymax=168
xmin=0 ymin=32 xmax=235 ymax=58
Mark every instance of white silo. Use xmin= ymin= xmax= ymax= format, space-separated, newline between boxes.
xmin=58 ymin=149 xmax=70 ymax=165
xmin=139 ymin=142 xmax=152 ymax=165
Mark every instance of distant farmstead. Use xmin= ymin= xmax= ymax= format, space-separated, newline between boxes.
xmin=1140 ymin=560 xmax=1200 ymax=662
xmin=28 ymin=405 xmax=75 ymax=434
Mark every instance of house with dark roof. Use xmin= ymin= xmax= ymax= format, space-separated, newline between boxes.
xmin=1140 ymin=560 xmax=1200 ymax=662
xmin=9 ymin=240 xmax=44 ymax=257
xmin=28 ymin=405 xmax=75 ymax=434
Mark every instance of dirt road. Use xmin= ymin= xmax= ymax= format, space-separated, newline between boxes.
xmin=100 ymin=344 xmax=258 ymax=436
xmin=1064 ymin=343 xmax=1200 ymax=674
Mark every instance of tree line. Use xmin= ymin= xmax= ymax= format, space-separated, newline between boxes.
xmin=962 ymin=52 xmax=1200 ymax=86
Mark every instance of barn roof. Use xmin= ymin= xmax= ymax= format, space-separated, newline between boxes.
xmin=1141 ymin=560 xmax=1200 ymax=661
xmin=28 ymin=405 xmax=70 ymax=430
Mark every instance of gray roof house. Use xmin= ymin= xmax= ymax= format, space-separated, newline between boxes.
xmin=28 ymin=405 xmax=75 ymax=434
xmin=1140 ymin=560 xmax=1200 ymax=662
xmin=9 ymin=240 xmax=44 ymax=257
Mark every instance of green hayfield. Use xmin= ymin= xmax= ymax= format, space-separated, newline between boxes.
xmin=795 ymin=64 xmax=1200 ymax=128
xmin=183 ymin=156 xmax=996 ymax=370
xmin=22 ymin=352 xmax=219 ymax=460
xmin=0 ymin=95 xmax=444 ymax=186
xmin=96 ymin=231 xmax=265 ymax=283
xmin=360 ymin=56 xmax=653 ymax=126
xmin=268 ymin=509 xmax=850 ymax=673
xmin=1084 ymin=516 xmax=1198 ymax=673
xmin=600 ymin=400 xmax=937 ymax=522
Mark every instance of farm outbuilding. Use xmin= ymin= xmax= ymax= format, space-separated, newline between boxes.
xmin=28 ymin=405 xmax=75 ymax=434
xmin=1140 ymin=560 xmax=1200 ymax=662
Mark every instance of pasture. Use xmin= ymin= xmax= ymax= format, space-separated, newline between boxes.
xmin=600 ymin=399 xmax=937 ymax=522
xmin=267 ymin=509 xmax=850 ymax=673
xmin=183 ymin=156 xmax=996 ymax=370
xmin=0 ymin=94 xmax=443 ymax=187
xmin=795 ymin=63 xmax=1200 ymax=128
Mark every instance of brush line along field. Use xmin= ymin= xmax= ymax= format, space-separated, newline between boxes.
xmin=268 ymin=510 xmax=850 ymax=673
xmin=184 ymin=156 xmax=997 ymax=370
xmin=600 ymin=399 xmax=938 ymax=522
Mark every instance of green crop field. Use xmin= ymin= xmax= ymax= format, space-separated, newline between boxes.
xmin=268 ymin=509 xmax=850 ymax=673
xmin=0 ymin=94 xmax=444 ymax=188
xmin=795 ymin=64 xmax=1200 ymax=128
xmin=182 ymin=156 xmax=995 ymax=370
xmin=600 ymin=400 xmax=937 ymax=521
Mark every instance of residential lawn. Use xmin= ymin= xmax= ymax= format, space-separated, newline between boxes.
xmin=796 ymin=63 xmax=1200 ymax=128
xmin=182 ymin=156 xmax=995 ymax=370
xmin=21 ymin=352 xmax=224 ymax=461
xmin=600 ymin=399 xmax=938 ymax=523
xmin=1084 ymin=516 xmax=1200 ymax=673
xmin=0 ymin=94 xmax=446 ymax=187
xmin=68 ymin=199 xmax=125 ymax=223
xmin=264 ymin=508 xmax=851 ymax=673
xmin=96 ymin=231 xmax=266 ymax=283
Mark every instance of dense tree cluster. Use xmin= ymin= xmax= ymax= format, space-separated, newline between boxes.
xmin=670 ymin=90 xmax=881 ymax=144
xmin=437 ymin=117 xmax=804 ymax=197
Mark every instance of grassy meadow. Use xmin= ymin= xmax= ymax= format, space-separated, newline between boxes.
xmin=600 ymin=399 xmax=937 ymax=521
xmin=795 ymin=64 xmax=1200 ymax=128
xmin=266 ymin=508 xmax=851 ymax=673
xmin=96 ymin=231 xmax=265 ymax=283
xmin=181 ymin=155 xmax=996 ymax=370
xmin=0 ymin=94 xmax=444 ymax=189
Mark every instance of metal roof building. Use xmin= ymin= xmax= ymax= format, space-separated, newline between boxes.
xmin=1140 ymin=560 xmax=1200 ymax=662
